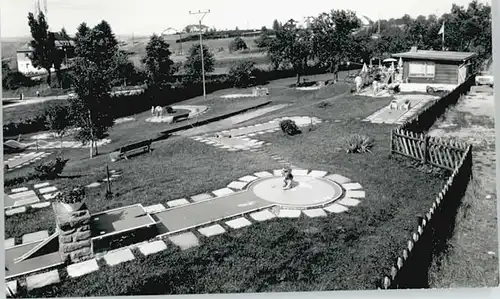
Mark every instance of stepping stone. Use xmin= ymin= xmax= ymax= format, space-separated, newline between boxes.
xmin=111 ymin=174 xmax=122 ymax=178
xmin=39 ymin=186 xmax=58 ymax=194
xmin=225 ymin=217 xmax=252 ymax=229
xmin=86 ymin=182 xmax=101 ymax=188
xmin=6 ymin=280 xmax=17 ymax=296
xmin=102 ymin=178 xmax=116 ymax=182
xmin=337 ymin=198 xmax=361 ymax=207
xmin=67 ymin=259 xmax=99 ymax=278
xmin=9 ymin=190 xmax=36 ymax=199
xmin=169 ymin=232 xmax=200 ymax=250
xmin=324 ymin=204 xmax=349 ymax=213
xmin=303 ymin=208 xmax=328 ymax=218
xmin=104 ymin=248 xmax=135 ymax=266
xmin=23 ymin=230 xmax=49 ymax=244
xmin=342 ymin=182 xmax=363 ymax=190
xmin=5 ymin=207 xmax=26 ymax=216
xmin=254 ymin=171 xmax=273 ymax=178
xmin=250 ymin=209 xmax=276 ymax=222
xmin=212 ymin=188 xmax=234 ymax=197
xmin=325 ymin=174 xmax=351 ymax=184
xmin=137 ymin=240 xmax=167 ymax=256
xmin=34 ymin=182 xmax=50 ymax=189
xmin=345 ymin=190 xmax=366 ymax=199
xmin=191 ymin=193 xmax=213 ymax=202
xmin=228 ymin=181 xmax=248 ymax=190
xmin=308 ymin=170 xmax=328 ymax=178
xmin=291 ymin=169 xmax=309 ymax=176
xmin=26 ymin=270 xmax=60 ymax=291
xmin=144 ymin=204 xmax=166 ymax=214
xmin=277 ymin=209 xmax=301 ymax=218
xmin=43 ymin=192 xmax=60 ymax=200
xmin=14 ymin=197 xmax=39 ymax=207
xmin=238 ymin=175 xmax=258 ymax=183
xmin=31 ymin=202 xmax=51 ymax=209
xmin=11 ymin=187 xmax=28 ymax=193
xmin=227 ymin=148 xmax=239 ymax=152
xmin=5 ymin=238 xmax=15 ymax=248
xmin=167 ymin=198 xmax=190 ymax=208
xmin=198 ymin=224 xmax=226 ymax=237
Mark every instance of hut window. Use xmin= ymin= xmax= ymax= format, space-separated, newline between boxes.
xmin=408 ymin=62 xmax=435 ymax=78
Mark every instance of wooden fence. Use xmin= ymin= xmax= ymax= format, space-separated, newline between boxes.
xmin=382 ymin=74 xmax=476 ymax=289
xmin=400 ymin=75 xmax=476 ymax=133
xmin=391 ymin=129 xmax=469 ymax=171
xmin=381 ymin=144 xmax=473 ymax=289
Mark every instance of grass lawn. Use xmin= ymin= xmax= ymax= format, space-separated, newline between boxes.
xmin=9 ymin=73 xmax=451 ymax=296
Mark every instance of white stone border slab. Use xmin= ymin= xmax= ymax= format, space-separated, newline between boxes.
xmin=67 ymin=259 xmax=99 ymax=278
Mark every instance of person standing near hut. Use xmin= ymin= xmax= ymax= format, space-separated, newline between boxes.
xmin=354 ymin=75 xmax=363 ymax=93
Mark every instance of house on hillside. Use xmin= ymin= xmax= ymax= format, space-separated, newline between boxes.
xmin=16 ymin=32 xmax=76 ymax=76
xmin=391 ymin=47 xmax=476 ymax=92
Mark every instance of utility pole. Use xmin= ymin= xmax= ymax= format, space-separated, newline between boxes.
xmin=189 ymin=9 xmax=210 ymax=100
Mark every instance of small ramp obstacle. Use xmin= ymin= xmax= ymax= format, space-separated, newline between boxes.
xmin=14 ymin=232 xmax=59 ymax=264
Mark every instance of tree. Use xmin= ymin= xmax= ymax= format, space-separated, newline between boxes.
xmin=272 ymin=19 xmax=281 ymax=31
xmin=268 ymin=21 xmax=312 ymax=84
xmin=228 ymin=61 xmax=257 ymax=87
xmin=310 ymin=9 xmax=360 ymax=80
xmin=229 ymin=37 xmax=248 ymax=52
xmin=69 ymin=57 xmax=114 ymax=158
xmin=44 ymin=103 xmax=71 ymax=154
xmin=112 ymin=50 xmax=137 ymax=86
xmin=255 ymin=27 xmax=273 ymax=48
xmin=71 ymin=21 xmax=119 ymax=158
xmin=184 ymin=44 xmax=215 ymax=81
xmin=27 ymin=12 xmax=58 ymax=85
xmin=141 ymin=34 xmax=174 ymax=88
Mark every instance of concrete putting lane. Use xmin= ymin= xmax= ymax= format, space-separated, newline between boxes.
xmin=155 ymin=191 xmax=271 ymax=233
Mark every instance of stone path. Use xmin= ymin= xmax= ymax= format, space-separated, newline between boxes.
xmin=4 ymin=181 xmax=59 ymax=216
xmin=4 ymin=151 xmax=51 ymax=172
xmin=189 ymin=116 xmax=322 ymax=152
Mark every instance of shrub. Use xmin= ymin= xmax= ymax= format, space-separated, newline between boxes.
xmin=341 ymin=134 xmax=374 ymax=154
xmin=34 ymin=157 xmax=68 ymax=179
xmin=279 ymin=119 xmax=301 ymax=136
xmin=2 ymin=71 xmax=37 ymax=90
xmin=228 ymin=61 xmax=257 ymax=87
xmin=55 ymin=186 xmax=85 ymax=204
xmin=229 ymin=37 xmax=248 ymax=52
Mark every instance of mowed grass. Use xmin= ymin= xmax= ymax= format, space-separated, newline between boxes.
xmin=19 ymin=76 xmax=449 ymax=296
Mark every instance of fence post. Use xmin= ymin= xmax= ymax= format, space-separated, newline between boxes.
xmin=423 ymin=135 xmax=429 ymax=164
xmin=390 ymin=129 xmax=394 ymax=154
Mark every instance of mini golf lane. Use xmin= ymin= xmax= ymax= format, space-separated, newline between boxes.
xmin=364 ymin=94 xmax=438 ymax=124
xmin=154 ymin=172 xmax=352 ymax=236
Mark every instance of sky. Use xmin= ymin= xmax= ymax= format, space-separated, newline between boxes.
xmin=0 ymin=0 xmax=491 ymax=38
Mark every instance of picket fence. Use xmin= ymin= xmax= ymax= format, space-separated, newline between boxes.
xmin=383 ymin=75 xmax=476 ymax=289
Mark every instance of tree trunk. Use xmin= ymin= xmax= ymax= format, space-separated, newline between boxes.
xmin=46 ymin=69 xmax=52 ymax=86
xmin=94 ymin=140 xmax=99 ymax=156
xmin=89 ymin=141 xmax=93 ymax=159
xmin=296 ymin=73 xmax=301 ymax=85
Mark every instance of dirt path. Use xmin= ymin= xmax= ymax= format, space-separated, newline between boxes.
xmin=427 ymin=87 xmax=498 ymax=287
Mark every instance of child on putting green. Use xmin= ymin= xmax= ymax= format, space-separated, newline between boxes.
xmin=281 ymin=167 xmax=293 ymax=190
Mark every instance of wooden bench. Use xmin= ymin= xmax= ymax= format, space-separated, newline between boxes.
xmin=111 ymin=139 xmax=152 ymax=161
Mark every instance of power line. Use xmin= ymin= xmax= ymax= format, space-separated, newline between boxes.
xmin=189 ymin=9 xmax=210 ymax=100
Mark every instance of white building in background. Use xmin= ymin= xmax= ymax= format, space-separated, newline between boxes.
xmin=16 ymin=44 xmax=53 ymax=75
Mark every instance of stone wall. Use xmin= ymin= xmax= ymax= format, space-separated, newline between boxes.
xmin=53 ymin=204 xmax=93 ymax=263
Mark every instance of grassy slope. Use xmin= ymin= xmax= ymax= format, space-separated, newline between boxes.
xmin=17 ymin=75 xmax=447 ymax=296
